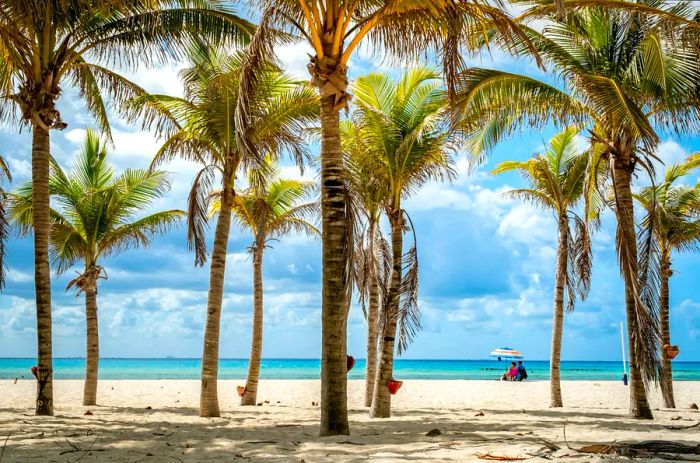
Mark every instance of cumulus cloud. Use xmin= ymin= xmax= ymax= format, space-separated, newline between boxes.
xmin=4 ymin=37 xmax=700 ymax=361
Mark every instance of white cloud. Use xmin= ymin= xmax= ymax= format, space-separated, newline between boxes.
xmin=6 ymin=156 xmax=31 ymax=180
xmin=657 ymin=139 xmax=689 ymax=166
xmin=6 ymin=269 xmax=32 ymax=283
xmin=276 ymin=42 xmax=314 ymax=80
xmin=498 ymin=203 xmax=554 ymax=247
xmin=122 ymin=63 xmax=186 ymax=97
xmin=64 ymin=127 xmax=161 ymax=169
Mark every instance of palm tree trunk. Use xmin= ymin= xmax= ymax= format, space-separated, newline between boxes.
xmin=32 ymin=124 xmax=54 ymax=416
xmin=659 ymin=250 xmax=675 ymax=408
xmin=370 ymin=210 xmax=403 ymax=418
xmin=83 ymin=288 xmax=99 ymax=406
xmin=242 ymin=240 xmax=264 ymax=406
xmin=613 ymin=158 xmax=653 ymax=420
xmin=550 ymin=216 xmax=568 ymax=408
xmin=199 ymin=180 xmax=234 ymax=417
xmin=318 ymin=94 xmax=350 ymax=436
xmin=364 ymin=219 xmax=380 ymax=407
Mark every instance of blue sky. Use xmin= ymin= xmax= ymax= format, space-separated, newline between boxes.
xmin=1 ymin=25 xmax=700 ymax=362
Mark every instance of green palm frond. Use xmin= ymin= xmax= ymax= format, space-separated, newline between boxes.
xmin=493 ymin=128 xmax=593 ymax=310
xmin=8 ymin=130 xmax=181 ymax=278
xmin=215 ymin=157 xmax=319 ymax=246
xmin=636 ymin=155 xmax=700 ymax=255
xmin=344 ymin=66 xmax=461 ymax=353
xmin=454 ymin=69 xmax=588 ymax=161
xmin=352 ymin=67 xmax=457 ymax=205
xmin=1 ymin=0 xmax=253 ymax=134
xmin=99 ymin=209 xmax=185 ymax=258
xmin=126 ymin=44 xmax=319 ymax=264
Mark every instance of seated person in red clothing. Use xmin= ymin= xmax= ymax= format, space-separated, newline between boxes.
xmin=501 ymin=362 xmax=518 ymax=381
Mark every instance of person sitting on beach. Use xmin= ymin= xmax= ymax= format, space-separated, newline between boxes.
xmin=499 ymin=362 xmax=519 ymax=381
xmin=499 ymin=362 xmax=518 ymax=381
xmin=516 ymin=361 xmax=528 ymax=381
xmin=508 ymin=362 xmax=518 ymax=380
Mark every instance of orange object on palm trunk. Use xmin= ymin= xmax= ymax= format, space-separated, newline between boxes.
xmin=387 ymin=379 xmax=403 ymax=395
xmin=663 ymin=344 xmax=680 ymax=360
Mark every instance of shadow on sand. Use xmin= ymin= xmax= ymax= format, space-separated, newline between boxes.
xmin=0 ymin=404 xmax=696 ymax=462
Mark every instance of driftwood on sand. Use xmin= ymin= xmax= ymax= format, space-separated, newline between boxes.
xmin=576 ymin=440 xmax=700 ymax=459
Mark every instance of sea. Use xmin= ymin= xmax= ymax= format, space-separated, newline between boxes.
xmin=2 ymin=358 xmax=700 ymax=381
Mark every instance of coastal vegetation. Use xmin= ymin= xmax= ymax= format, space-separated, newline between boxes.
xmin=492 ymin=128 xmax=592 ymax=408
xmin=9 ymin=130 xmax=182 ymax=406
xmin=217 ymin=158 xmax=319 ymax=406
xmin=127 ymin=46 xmax=319 ymax=417
xmin=452 ymin=3 xmax=700 ymax=418
xmin=343 ymin=68 xmax=458 ymax=418
xmin=0 ymin=0 xmax=252 ymax=416
xmin=634 ymin=154 xmax=700 ymax=408
xmin=1 ymin=0 xmax=700 ymax=439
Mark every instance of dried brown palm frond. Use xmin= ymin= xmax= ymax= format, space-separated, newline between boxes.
xmin=610 ymin=160 xmax=660 ymax=384
xmin=353 ymin=224 xmax=392 ymax=320
xmin=0 ymin=154 xmax=11 ymax=290
xmin=571 ymin=213 xmax=592 ymax=299
xmin=187 ymin=165 xmax=219 ymax=266
xmin=397 ymin=211 xmax=421 ymax=355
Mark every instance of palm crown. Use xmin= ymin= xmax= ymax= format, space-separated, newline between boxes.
xmin=128 ymin=46 xmax=320 ymax=264
xmin=457 ymin=2 xmax=700 ymax=162
xmin=351 ymin=67 xmax=457 ymax=208
xmin=455 ymin=1 xmax=700 ymax=389
xmin=636 ymin=155 xmax=700 ymax=255
xmin=10 ymin=129 xmax=183 ymax=280
xmin=492 ymin=127 xmax=592 ymax=310
xmin=0 ymin=0 xmax=253 ymax=134
xmin=222 ymin=159 xmax=319 ymax=244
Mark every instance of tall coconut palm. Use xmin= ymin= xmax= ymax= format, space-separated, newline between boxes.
xmin=128 ymin=46 xmax=319 ymax=417
xmin=0 ymin=154 xmax=10 ymax=291
xmin=0 ymin=0 xmax=252 ymax=415
xmin=239 ymin=0 xmax=541 ymax=436
xmin=454 ymin=2 xmax=700 ymax=419
xmin=213 ymin=159 xmax=318 ymax=406
xmin=635 ymin=153 xmax=700 ymax=408
xmin=492 ymin=128 xmax=592 ymax=407
xmin=9 ymin=129 xmax=182 ymax=406
xmin=349 ymin=68 xmax=457 ymax=418
xmin=341 ymin=120 xmax=390 ymax=407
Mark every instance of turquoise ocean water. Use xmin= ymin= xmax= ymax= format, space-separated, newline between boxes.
xmin=2 ymin=358 xmax=700 ymax=380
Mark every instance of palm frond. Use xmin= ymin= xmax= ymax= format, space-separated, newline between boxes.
xmin=187 ymin=164 xmax=219 ymax=266
xmin=98 ymin=209 xmax=184 ymax=258
xmin=0 ymin=154 xmax=10 ymax=290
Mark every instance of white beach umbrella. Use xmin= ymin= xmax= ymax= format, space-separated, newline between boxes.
xmin=490 ymin=347 xmax=524 ymax=361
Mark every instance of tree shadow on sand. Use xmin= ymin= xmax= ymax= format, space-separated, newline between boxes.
xmin=0 ymin=404 xmax=696 ymax=462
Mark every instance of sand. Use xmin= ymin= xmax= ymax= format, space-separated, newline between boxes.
xmin=0 ymin=379 xmax=699 ymax=462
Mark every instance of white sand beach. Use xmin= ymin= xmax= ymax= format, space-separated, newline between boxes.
xmin=1 ymin=379 xmax=699 ymax=462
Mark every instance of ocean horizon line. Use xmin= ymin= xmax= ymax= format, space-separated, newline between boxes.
xmin=3 ymin=358 xmax=700 ymax=381
xmin=5 ymin=356 xmax=692 ymax=362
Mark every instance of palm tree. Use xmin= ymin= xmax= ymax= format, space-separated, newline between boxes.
xmin=240 ymin=0 xmax=540 ymax=436
xmin=635 ymin=153 xmax=700 ymax=408
xmin=213 ymin=158 xmax=318 ymax=406
xmin=128 ymin=46 xmax=319 ymax=417
xmin=0 ymin=0 xmax=252 ymax=415
xmin=349 ymin=68 xmax=457 ymax=418
xmin=492 ymin=128 xmax=592 ymax=407
xmin=454 ymin=2 xmax=700 ymax=419
xmin=10 ymin=130 xmax=182 ymax=406
xmin=341 ymin=120 xmax=390 ymax=407
xmin=0 ymin=154 xmax=10 ymax=291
